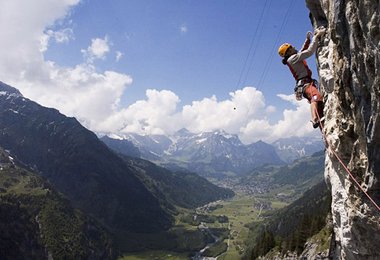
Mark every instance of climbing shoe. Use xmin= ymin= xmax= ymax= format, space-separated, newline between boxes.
xmin=312 ymin=117 xmax=325 ymax=129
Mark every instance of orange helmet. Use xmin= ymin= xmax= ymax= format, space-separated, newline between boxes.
xmin=278 ymin=43 xmax=293 ymax=57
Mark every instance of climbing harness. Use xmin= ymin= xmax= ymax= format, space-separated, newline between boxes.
xmin=293 ymin=78 xmax=317 ymax=101
xmin=292 ymin=78 xmax=321 ymax=103
xmin=316 ymin=112 xmax=380 ymax=212
xmin=294 ymin=84 xmax=304 ymax=101
xmin=286 ymin=56 xmax=316 ymax=101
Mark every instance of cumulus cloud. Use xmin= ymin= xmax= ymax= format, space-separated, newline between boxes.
xmin=96 ymin=87 xmax=269 ymax=137
xmin=81 ymin=36 xmax=111 ymax=63
xmin=239 ymin=94 xmax=313 ymax=142
xmin=0 ymin=0 xmax=80 ymax=82
xmin=50 ymin=28 xmax=74 ymax=44
xmin=179 ymin=90 xmax=313 ymax=143
xmin=97 ymin=89 xmax=181 ymax=135
xmin=266 ymin=105 xmax=276 ymax=114
xmin=36 ymin=64 xmax=132 ymax=124
xmin=240 ymin=119 xmax=274 ymax=143
xmin=40 ymin=28 xmax=74 ymax=52
xmin=94 ymin=87 xmax=312 ymax=144
xmin=0 ymin=1 xmax=132 ymax=132
xmin=181 ymin=87 xmax=266 ymax=135
xmin=271 ymin=94 xmax=314 ymax=139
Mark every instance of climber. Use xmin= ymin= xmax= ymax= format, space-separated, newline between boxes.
xmin=278 ymin=27 xmax=326 ymax=128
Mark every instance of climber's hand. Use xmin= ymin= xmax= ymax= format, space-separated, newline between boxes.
xmin=306 ymin=31 xmax=312 ymax=40
xmin=314 ymin=27 xmax=326 ymax=38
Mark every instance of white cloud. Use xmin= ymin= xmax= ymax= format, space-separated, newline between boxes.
xmin=97 ymin=89 xmax=181 ymax=135
xmin=40 ymin=28 xmax=74 ymax=52
xmin=115 ymin=51 xmax=124 ymax=62
xmin=181 ymin=87 xmax=266 ymax=135
xmin=40 ymin=34 xmax=51 ymax=53
xmin=240 ymin=119 xmax=274 ymax=143
xmin=238 ymin=94 xmax=314 ymax=143
xmin=97 ymin=87 xmax=268 ymax=137
xmin=94 ymin=87 xmax=313 ymax=144
xmin=179 ymin=90 xmax=314 ymax=143
xmin=81 ymin=36 xmax=111 ymax=63
xmin=0 ymin=1 xmax=132 ymax=133
xmin=271 ymin=94 xmax=314 ymax=140
xmin=266 ymin=105 xmax=276 ymax=114
xmin=52 ymin=28 xmax=74 ymax=43
xmin=0 ymin=0 xmax=80 ymax=82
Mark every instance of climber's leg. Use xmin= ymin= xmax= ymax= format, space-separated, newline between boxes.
xmin=304 ymin=84 xmax=323 ymax=128
xmin=317 ymin=101 xmax=324 ymax=119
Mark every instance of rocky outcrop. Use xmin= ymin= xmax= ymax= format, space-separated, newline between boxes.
xmin=307 ymin=0 xmax=380 ymax=259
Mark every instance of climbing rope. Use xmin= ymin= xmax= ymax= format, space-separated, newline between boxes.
xmin=316 ymin=111 xmax=380 ymax=212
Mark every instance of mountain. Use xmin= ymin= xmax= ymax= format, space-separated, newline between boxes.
xmin=0 ymin=81 xmax=172 ymax=235
xmin=103 ymin=130 xmax=285 ymax=177
xmin=0 ymin=81 xmax=233 ymax=254
xmin=271 ymin=136 xmax=324 ymax=163
xmin=234 ymin=151 xmax=325 ymax=197
xmin=0 ymin=147 xmax=114 ymax=259
xmin=101 ymin=135 xmax=235 ymax=208
xmin=165 ymin=131 xmax=284 ymax=177
xmin=101 ymin=135 xmax=234 ymax=210
xmin=105 ymin=133 xmax=170 ymax=160
xmin=123 ymin=157 xmax=234 ymax=209
xmin=249 ymin=181 xmax=331 ymax=259
xmin=101 ymin=135 xmax=141 ymax=158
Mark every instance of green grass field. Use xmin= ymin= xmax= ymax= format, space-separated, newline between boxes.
xmin=119 ymin=192 xmax=290 ymax=260
xmin=210 ymin=194 xmax=260 ymax=259
xmin=120 ymin=251 xmax=189 ymax=260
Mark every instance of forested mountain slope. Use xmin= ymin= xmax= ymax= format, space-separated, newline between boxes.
xmin=0 ymin=148 xmax=114 ymax=259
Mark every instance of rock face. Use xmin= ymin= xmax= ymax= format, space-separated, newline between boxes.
xmin=307 ymin=0 xmax=380 ymax=259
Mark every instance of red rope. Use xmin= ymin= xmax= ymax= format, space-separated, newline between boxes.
xmin=316 ymin=111 xmax=380 ymax=212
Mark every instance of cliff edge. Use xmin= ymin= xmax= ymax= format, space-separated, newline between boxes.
xmin=307 ymin=0 xmax=380 ymax=259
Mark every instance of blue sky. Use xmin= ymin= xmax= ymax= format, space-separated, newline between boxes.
xmin=0 ymin=0 xmax=320 ymax=143
xmin=47 ymin=0 xmax=314 ymax=109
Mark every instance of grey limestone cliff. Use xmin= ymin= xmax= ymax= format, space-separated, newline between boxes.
xmin=307 ymin=0 xmax=380 ymax=259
